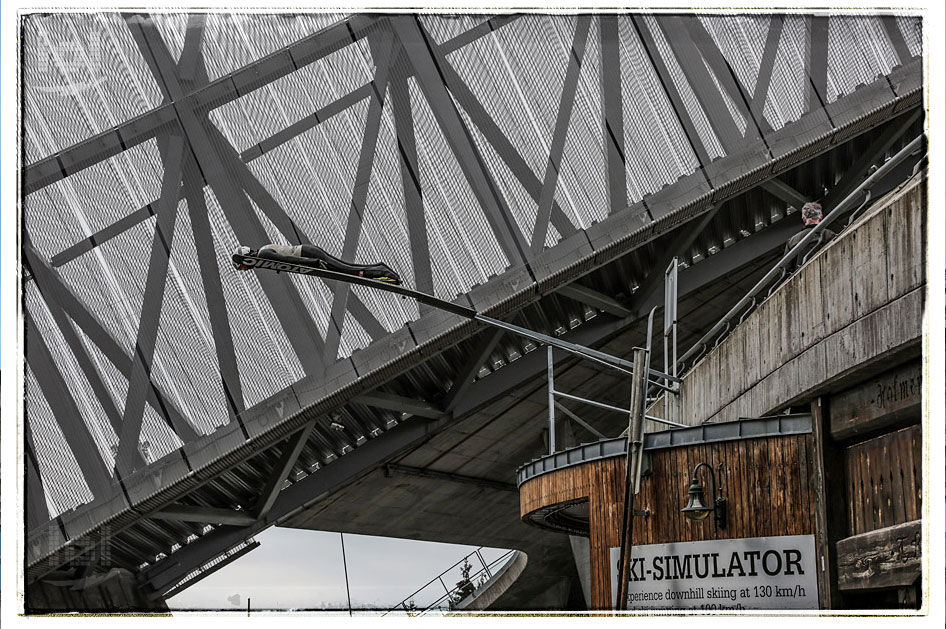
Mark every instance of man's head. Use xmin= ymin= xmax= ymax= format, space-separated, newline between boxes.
xmin=232 ymin=245 xmax=256 ymax=271
xmin=801 ymin=202 xmax=823 ymax=226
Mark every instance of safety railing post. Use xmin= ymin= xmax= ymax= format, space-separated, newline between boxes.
xmin=547 ymin=345 xmax=555 ymax=455
xmin=476 ymin=549 xmax=491 ymax=579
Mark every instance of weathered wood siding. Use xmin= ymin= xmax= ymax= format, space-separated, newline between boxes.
xmin=519 ymin=434 xmax=816 ymax=609
xmin=519 ymin=456 xmax=624 ymax=610
xmin=829 ymin=361 xmax=921 ymax=441
xmin=836 ymin=519 xmax=921 ymax=591
xmin=842 ymin=425 xmax=922 ymax=537
xmin=655 ymin=176 xmax=925 ymax=429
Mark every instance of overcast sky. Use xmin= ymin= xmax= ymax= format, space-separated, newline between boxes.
xmin=167 ymin=527 xmax=512 ymax=611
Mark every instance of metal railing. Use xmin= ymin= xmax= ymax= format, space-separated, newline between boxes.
xmin=676 ymin=134 xmax=926 ymax=374
xmin=383 ymin=548 xmax=516 ymax=616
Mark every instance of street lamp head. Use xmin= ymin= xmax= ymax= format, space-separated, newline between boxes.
xmin=681 ymin=476 xmax=713 ymax=521
xmin=680 ymin=462 xmax=727 ymax=530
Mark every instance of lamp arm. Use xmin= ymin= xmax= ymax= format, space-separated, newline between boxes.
xmin=692 ymin=462 xmax=716 ymax=501
xmin=692 ymin=462 xmax=722 ymax=531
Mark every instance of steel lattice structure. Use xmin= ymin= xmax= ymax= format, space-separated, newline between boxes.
xmin=21 ymin=12 xmax=923 ymax=597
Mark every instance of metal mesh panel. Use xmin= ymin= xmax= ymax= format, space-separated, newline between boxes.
xmin=338 ymin=309 xmax=371 ymax=359
xmin=700 ymin=16 xmax=769 ymax=102
xmin=448 ymin=16 xmax=573 ymax=188
xmin=764 ymin=17 xmax=809 ymax=129
xmin=618 ymin=15 xmax=701 ymax=195
xmin=202 ymin=187 xmax=307 ymax=406
xmin=148 ymin=205 xmax=233 ymax=435
xmin=25 ymin=366 xmax=96 ymax=518
xmin=642 ymin=15 xmax=727 ymax=161
xmin=408 ymin=76 xmax=509 ymax=291
xmin=29 ymin=140 xmax=164 ymax=261
xmin=199 ymin=13 xmax=345 ymax=82
xmin=827 ymin=16 xmax=894 ymax=103
xmin=243 ymin=98 xmax=369 ymax=257
xmin=151 ymin=13 xmax=188 ymax=62
xmin=554 ymin=17 xmax=609 ymax=227
xmin=896 ymin=16 xmax=922 ymax=58
xmin=459 ymin=110 xmax=545 ymax=248
xmin=418 ymin=14 xmax=491 ymax=45
xmin=21 ymin=13 xmax=164 ymax=162
xmin=56 ymin=217 xmax=153 ymax=351
xmin=207 ymin=34 xmax=374 ymax=153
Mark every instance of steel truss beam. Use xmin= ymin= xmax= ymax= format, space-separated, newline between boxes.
xmin=749 ymin=15 xmax=784 ymax=133
xmin=438 ymin=14 xmax=521 ymax=54
xmin=806 ymin=16 xmax=829 ymax=112
xmin=655 ymin=15 xmax=743 ymax=153
xmin=681 ymin=16 xmax=773 ymax=139
xmin=392 ymin=15 xmax=529 ymax=267
xmin=254 ymin=421 xmax=317 ymax=519
xmin=557 ymin=282 xmax=632 ymax=318
xmin=383 ymin=463 xmax=517 ymax=492
xmin=160 ymin=540 xmax=260 ymax=601
xmin=431 ymin=49 xmax=579 ymax=245
xmin=820 ymin=109 xmax=923 ymax=210
xmin=209 ymin=123 xmax=389 ymax=342
xmin=600 ymin=16 xmax=629 ymax=214
xmin=353 ymin=391 xmax=443 ymax=420
xmin=25 ymin=310 xmax=114 ymax=498
xmin=127 ymin=14 xmax=328 ymax=378
xmin=24 ymin=14 xmax=380 ymax=194
xmin=760 ymin=177 xmax=810 ymax=208
xmin=114 ymin=127 xmax=187 ymax=477
xmin=139 ymin=408 xmax=463 ymax=593
xmin=182 ymin=150 xmax=246 ymax=424
xmin=44 ymin=14 xmax=522 ymax=270
xmin=25 ymin=426 xmax=52 ymax=530
xmin=323 ymin=29 xmax=395 ymax=366
xmin=532 ymin=15 xmax=591 ymax=253
xmin=23 ymin=244 xmax=201 ymax=442
xmin=629 ymin=205 xmax=721 ymax=311
xmin=49 ymin=85 xmax=371 ymax=268
xmin=880 ymin=16 xmax=912 ymax=65
xmin=390 ymin=60 xmax=435 ymax=312
xmin=442 ymin=329 xmax=505 ymax=413
xmin=150 ymin=505 xmax=257 ymax=527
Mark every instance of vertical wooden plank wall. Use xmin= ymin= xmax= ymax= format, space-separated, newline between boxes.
xmin=842 ymin=425 xmax=922 ymax=537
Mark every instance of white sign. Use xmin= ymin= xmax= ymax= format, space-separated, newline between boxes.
xmin=610 ymin=535 xmax=818 ymax=611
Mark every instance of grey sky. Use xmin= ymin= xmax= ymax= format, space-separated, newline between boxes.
xmin=167 ymin=527 xmax=511 ymax=611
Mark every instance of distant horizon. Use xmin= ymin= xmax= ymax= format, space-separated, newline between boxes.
xmin=166 ymin=527 xmax=511 ymax=612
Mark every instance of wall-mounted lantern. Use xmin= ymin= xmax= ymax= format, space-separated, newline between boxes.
xmin=680 ymin=462 xmax=727 ymax=531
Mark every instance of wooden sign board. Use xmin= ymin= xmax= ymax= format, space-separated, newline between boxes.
xmin=610 ymin=535 xmax=819 ymax=610
xmin=836 ymin=520 xmax=921 ymax=591
xmin=830 ymin=361 xmax=921 ymax=441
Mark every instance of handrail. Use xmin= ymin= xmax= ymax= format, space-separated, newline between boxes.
xmin=676 ymin=134 xmax=925 ymax=373
xmin=383 ymin=548 xmax=516 ymax=616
